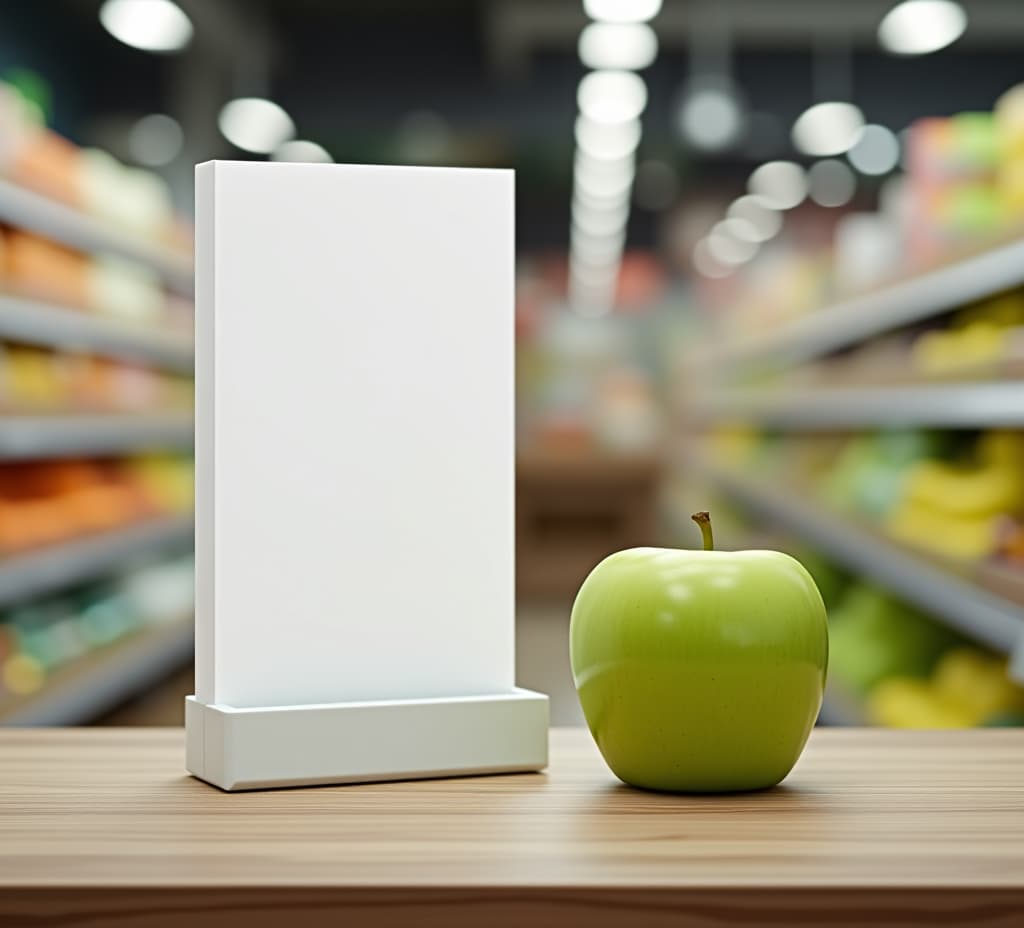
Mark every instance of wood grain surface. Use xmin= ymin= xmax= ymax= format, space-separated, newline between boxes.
xmin=1 ymin=727 xmax=1022 ymax=926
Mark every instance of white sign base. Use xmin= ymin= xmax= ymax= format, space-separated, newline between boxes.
xmin=186 ymin=690 xmax=548 ymax=791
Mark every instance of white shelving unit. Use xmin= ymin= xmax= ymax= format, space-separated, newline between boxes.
xmin=696 ymin=234 xmax=1024 ymax=378
xmin=685 ymin=449 xmax=1024 ymax=663
xmin=0 ymin=412 xmax=193 ymax=459
xmin=694 ymin=381 xmax=1024 ymax=429
xmin=0 ymin=179 xmax=193 ymax=295
xmin=0 ymin=617 xmax=193 ymax=725
xmin=0 ymin=515 xmax=193 ymax=609
xmin=0 ymin=295 xmax=193 ymax=373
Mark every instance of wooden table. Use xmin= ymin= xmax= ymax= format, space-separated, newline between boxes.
xmin=1 ymin=728 xmax=1022 ymax=926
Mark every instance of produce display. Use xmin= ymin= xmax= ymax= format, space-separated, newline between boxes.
xmin=0 ymin=77 xmax=187 ymax=250
xmin=0 ymin=227 xmax=187 ymax=327
xmin=713 ymin=428 xmax=1024 ymax=576
xmin=0 ymin=339 xmax=193 ymax=411
xmin=777 ymin=290 xmax=1024 ymax=388
xmin=870 ymin=648 xmax=1024 ymax=728
xmin=791 ymin=546 xmax=1023 ymax=727
xmin=0 ymin=553 xmax=194 ymax=708
xmin=0 ymin=71 xmax=196 ymax=725
xmin=0 ymin=456 xmax=193 ymax=553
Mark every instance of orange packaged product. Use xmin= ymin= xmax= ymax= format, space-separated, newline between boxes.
xmin=62 ymin=483 xmax=138 ymax=533
xmin=4 ymin=232 xmax=89 ymax=308
xmin=0 ymin=498 xmax=69 ymax=551
xmin=65 ymin=356 xmax=115 ymax=409
xmin=8 ymin=129 xmax=83 ymax=207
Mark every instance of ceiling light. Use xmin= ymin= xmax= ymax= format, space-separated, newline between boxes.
xmin=569 ymin=265 xmax=620 ymax=317
xmin=678 ymin=84 xmax=744 ymax=151
xmin=218 ymin=98 xmax=295 ymax=154
xmin=99 ymin=0 xmax=192 ymax=52
xmin=809 ymin=159 xmax=856 ymax=207
xmin=748 ymin=161 xmax=807 ymax=210
xmin=727 ymin=195 xmax=782 ymax=241
xmin=692 ymin=239 xmax=733 ymax=279
xmin=878 ymin=0 xmax=966 ymax=55
xmin=578 ymin=22 xmax=658 ymax=70
xmin=575 ymin=116 xmax=642 ymax=160
xmin=272 ymin=140 xmax=334 ymax=163
xmin=575 ymin=153 xmax=636 ymax=200
xmin=715 ymin=217 xmax=760 ymax=245
xmin=573 ymin=198 xmax=630 ymax=236
xmin=578 ymin=70 xmax=648 ymax=125
xmin=847 ymin=123 xmax=900 ymax=175
xmin=574 ymin=185 xmax=631 ymax=212
xmin=128 ymin=113 xmax=182 ymax=166
xmin=583 ymin=0 xmax=662 ymax=24
xmin=570 ymin=260 xmax=622 ymax=292
xmin=792 ymin=101 xmax=865 ymax=156
xmin=708 ymin=221 xmax=759 ymax=265
xmin=571 ymin=227 xmax=627 ymax=264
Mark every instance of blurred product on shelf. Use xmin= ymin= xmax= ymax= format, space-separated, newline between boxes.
xmin=771 ymin=290 xmax=1024 ymax=387
xmin=887 ymin=431 xmax=1024 ymax=559
xmin=0 ymin=456 xmax=193 ymax=553
xmin=0 ymin=77 xmax=185 ymax=249
xmin=516 ymin=272 xmax=665 ymax=454
xmin=0 ymin=552 xmax=193 ymax=710
xmin=840 ymin=98 xmax=1024 ymax=291
xmin=0 ymin=229 xmax=172 ymax=324
xmin=909 ymin=292 xmax=1024 ymax=379
xmin=904 ymin=112 xmax=1004 ymax=264
xmin=828 ymin=582 xmax=963 ymax=694
xmin=0 ymin=339 xmax=193 ymax=411
xmin=869 ymin=647 xmax=1024 ymax=728
xmin=810 ymin=558 xmax=1024 ymax=728
xmin=513 ymin=265 xmax=669 ymax=599
xmin=714 ymin=428 xmax=1024 ymax=580
xmin=1 ymin=230 xmax=87 ymax=306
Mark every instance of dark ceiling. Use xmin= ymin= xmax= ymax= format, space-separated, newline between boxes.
xmin=3 ymin=0 xmax=1024 ymax=251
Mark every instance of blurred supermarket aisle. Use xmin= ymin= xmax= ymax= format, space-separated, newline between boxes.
xmin=3 ymin=1 xmax=1024 ymax=731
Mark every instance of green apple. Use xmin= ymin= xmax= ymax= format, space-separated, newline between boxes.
xmin=570 ymin=512 xmax=828 ymax=793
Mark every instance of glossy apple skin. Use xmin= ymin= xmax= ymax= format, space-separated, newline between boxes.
xmin=570 ymin=547 xmax=828 ymax=792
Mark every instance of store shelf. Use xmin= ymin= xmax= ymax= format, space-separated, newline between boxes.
xmin=0 ymin=179 xmax=193 ymax=296
xmin=0 ymin=295 xmax=193 ymax=373
xmin=0 ymin=515 xmax=193 ymax=609
xmin=693 ymin=381 xmax=1024 ymax=429
xmin=0 ymin=412 xmax=193 ymax=458
xmin=0 ymin=617 xmax=193 ymax=725
xmin=699 ymin=234 xmax=1024 ymax=376
xmin=685 ymin=448 xmax=1024 ymax=660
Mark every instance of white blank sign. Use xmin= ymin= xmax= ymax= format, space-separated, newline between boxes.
xmin=195 ymin=161 xmax=514 ymax=709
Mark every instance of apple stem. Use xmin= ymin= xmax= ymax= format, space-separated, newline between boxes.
xmin=691 ymin=511 xmax=714 ymax=551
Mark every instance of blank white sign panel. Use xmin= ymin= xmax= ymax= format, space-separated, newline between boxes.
xmin=195 ymin=161 xmax=514 ymax=708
